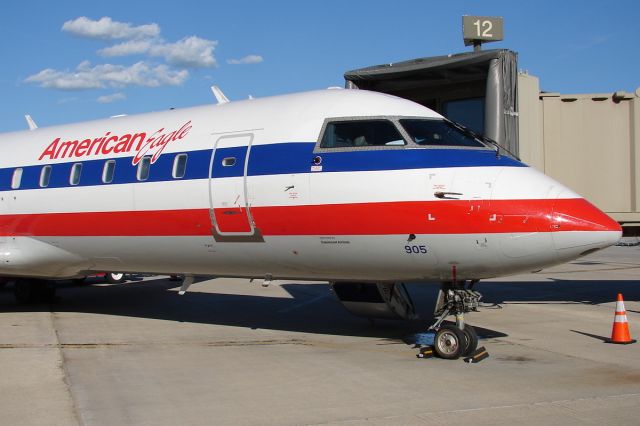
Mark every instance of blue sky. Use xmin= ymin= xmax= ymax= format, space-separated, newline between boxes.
xmin=1 ymin=0 xmax=638 ymax=133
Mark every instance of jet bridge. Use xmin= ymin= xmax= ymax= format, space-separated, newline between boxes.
xmin=344 ymin=49 xmax=519 ymax=156
xmin=345 ymin=50 xmax=640 ymax=231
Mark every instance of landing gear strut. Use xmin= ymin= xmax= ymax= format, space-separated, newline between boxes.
xmin=429 ymin=279 xmax=482 ymax=359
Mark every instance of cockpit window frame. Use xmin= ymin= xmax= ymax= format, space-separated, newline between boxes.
xmin=313 ymin=116 xmax=492 ymax=154
xmin=314 ymin=117 xmax=408 ymax=153
xmin=399 ymin=118 xmax=490 ymax=149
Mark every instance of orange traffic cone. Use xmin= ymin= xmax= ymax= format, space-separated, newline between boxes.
xmin=609 ymin=293 xmax=636 ymax=344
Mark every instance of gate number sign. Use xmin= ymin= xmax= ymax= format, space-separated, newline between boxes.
xmin=463 ymin=15 xmax=504 ymax=46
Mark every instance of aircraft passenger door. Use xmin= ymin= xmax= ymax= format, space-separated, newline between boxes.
xmin=209 ymin=133 xmax=263 ymax=242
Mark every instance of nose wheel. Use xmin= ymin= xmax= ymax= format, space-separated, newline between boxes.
xmin=434 ymin=324 xmax=465 ymax=359
xmin=429 ymin=280 xmax=482 ymax=359
xmin=433 ymin=323 xmax=479 ymax=359
xmin=460 ymin=323 xmax=479 ymax=356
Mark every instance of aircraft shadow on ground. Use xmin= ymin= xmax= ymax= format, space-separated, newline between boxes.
xmin=478 ymin=279 xmax=640 ymax=309
xmin=1 ymin=277 xmax=637 ymax=341
xmin=0 ymin=278 xmax=430 ymax=340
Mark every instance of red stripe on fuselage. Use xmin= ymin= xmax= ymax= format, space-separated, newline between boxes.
xmin=0 ymin=198 xmax=617 ymax=237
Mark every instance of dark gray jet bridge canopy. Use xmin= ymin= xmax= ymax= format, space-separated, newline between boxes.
xmin=344 ymin=49 xmax=519 ymax=155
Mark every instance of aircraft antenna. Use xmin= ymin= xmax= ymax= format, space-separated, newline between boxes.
xmin=211 ymin=86 xmax=230 ymax=104
xmin=25 ymin=115 xmax=38 ymax=130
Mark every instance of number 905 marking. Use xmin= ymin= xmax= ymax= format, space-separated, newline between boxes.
xmin=405 ymin=245 xmax=427 ymax=254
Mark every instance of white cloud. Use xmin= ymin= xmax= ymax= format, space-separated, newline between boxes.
xmin=25 ymin=65 xmax=102 ymax=90
xmin=98 ymin=40 xmax=153 ymax=57
xmin=25 ymin=61 xmax=189 ymax=90
xmin=62 ymin=16 xmax=160 ymax=40
xmin=149 ymin=36 xmax=218 ymax=68
xmin=98 ymin=35 xmax=218 ymax=69
xmin=97 ymin=92 xmax=126 ymax=103
xmin=29 ymin=17 xmax=218 ymax=94
xmin=227 ymin=55 xmax=264 ymax=65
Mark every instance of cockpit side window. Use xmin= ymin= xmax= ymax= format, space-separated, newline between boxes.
xmin=400 ymin=119 xmax=486 ymax=148
xmin=320 ymin=120 xmax=406 ymax=148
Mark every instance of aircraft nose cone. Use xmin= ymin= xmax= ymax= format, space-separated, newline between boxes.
xmin=551 ymin=192 xmax=622 ymax=258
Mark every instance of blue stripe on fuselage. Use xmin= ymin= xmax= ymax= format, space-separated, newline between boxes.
xmin=312 ymin=147 xmax=523 ymax=173
xmin=0 ymin=142 xmax=525 ymax=191
xmin=249 ymin=143 xmax=523 ymax=175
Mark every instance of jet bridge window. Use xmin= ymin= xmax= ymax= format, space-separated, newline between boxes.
xmin=400 ymin=119 xmax=485 ymax=148
xmin=320 ymin=120 xmax=406 ymax=148
xmin=442 ymin=98 xmax=485 ymax=135
xmin=11 ymin=168 xmax=23 ymax=189
xmin=70 ymin=163 xmax=82 ymax=186
xmin=137 ymin=156 xmax=151 ymax=181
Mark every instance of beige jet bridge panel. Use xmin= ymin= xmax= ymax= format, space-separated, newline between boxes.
xmin=518 ymin=73 xmax=640 ymax=227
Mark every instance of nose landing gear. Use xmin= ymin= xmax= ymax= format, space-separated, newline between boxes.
xmin=429 ymin=280 xmax=482 ymax=359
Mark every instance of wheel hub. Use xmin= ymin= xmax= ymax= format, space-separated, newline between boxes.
xmin=437 ymin=331 xmax=460 ymax=355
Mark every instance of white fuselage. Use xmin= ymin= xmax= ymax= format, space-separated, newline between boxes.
xmin=0 ymin=89 xmax=622 ymax=282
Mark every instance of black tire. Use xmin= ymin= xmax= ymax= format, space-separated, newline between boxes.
xmin=106 ymin=273 xmax=126 ymax=284
xmin=434 ymin=324 xmax=466 ymax=360
xmin=461 ymin=324 xmax=479 ymax=357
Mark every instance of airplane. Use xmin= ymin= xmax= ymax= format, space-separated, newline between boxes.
xmin=0 ymin=88 xmax=621 ymax=359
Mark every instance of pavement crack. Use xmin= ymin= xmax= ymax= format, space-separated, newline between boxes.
xmin=48 ymin=308 xmax=84 ymax=426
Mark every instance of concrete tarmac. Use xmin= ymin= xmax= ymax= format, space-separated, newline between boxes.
xmin=1 ymin=245 xmax=639 ymax=425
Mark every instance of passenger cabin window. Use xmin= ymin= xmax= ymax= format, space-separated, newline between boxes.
xmin=102 ymin=160 xmax=116 ymax=184
xmin=172 ymin=154 xmax=188 ymax=179
xmin=70 ymin=163 xmax=82 ymax=185
xmin=40 ymin=165 xmax=52 ymax=188
xmin=320 ymin=120 xmax=405 ymax=148
xmin=137 ymin=156 xmax=151 ymax=181
xmin=11 ymin=168 xmax=23 ymax=189
xmin=400 ymin=119 xmax=486 ymax=148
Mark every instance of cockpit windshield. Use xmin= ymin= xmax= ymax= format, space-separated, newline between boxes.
xmin=320 ymin=120 xmax=406 ymax=148
xmin=400 ymin=119 xmax=486 ymax=148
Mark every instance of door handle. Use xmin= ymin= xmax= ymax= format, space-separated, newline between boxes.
xmin=222 ymin=157 xmax=236 ymax=166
